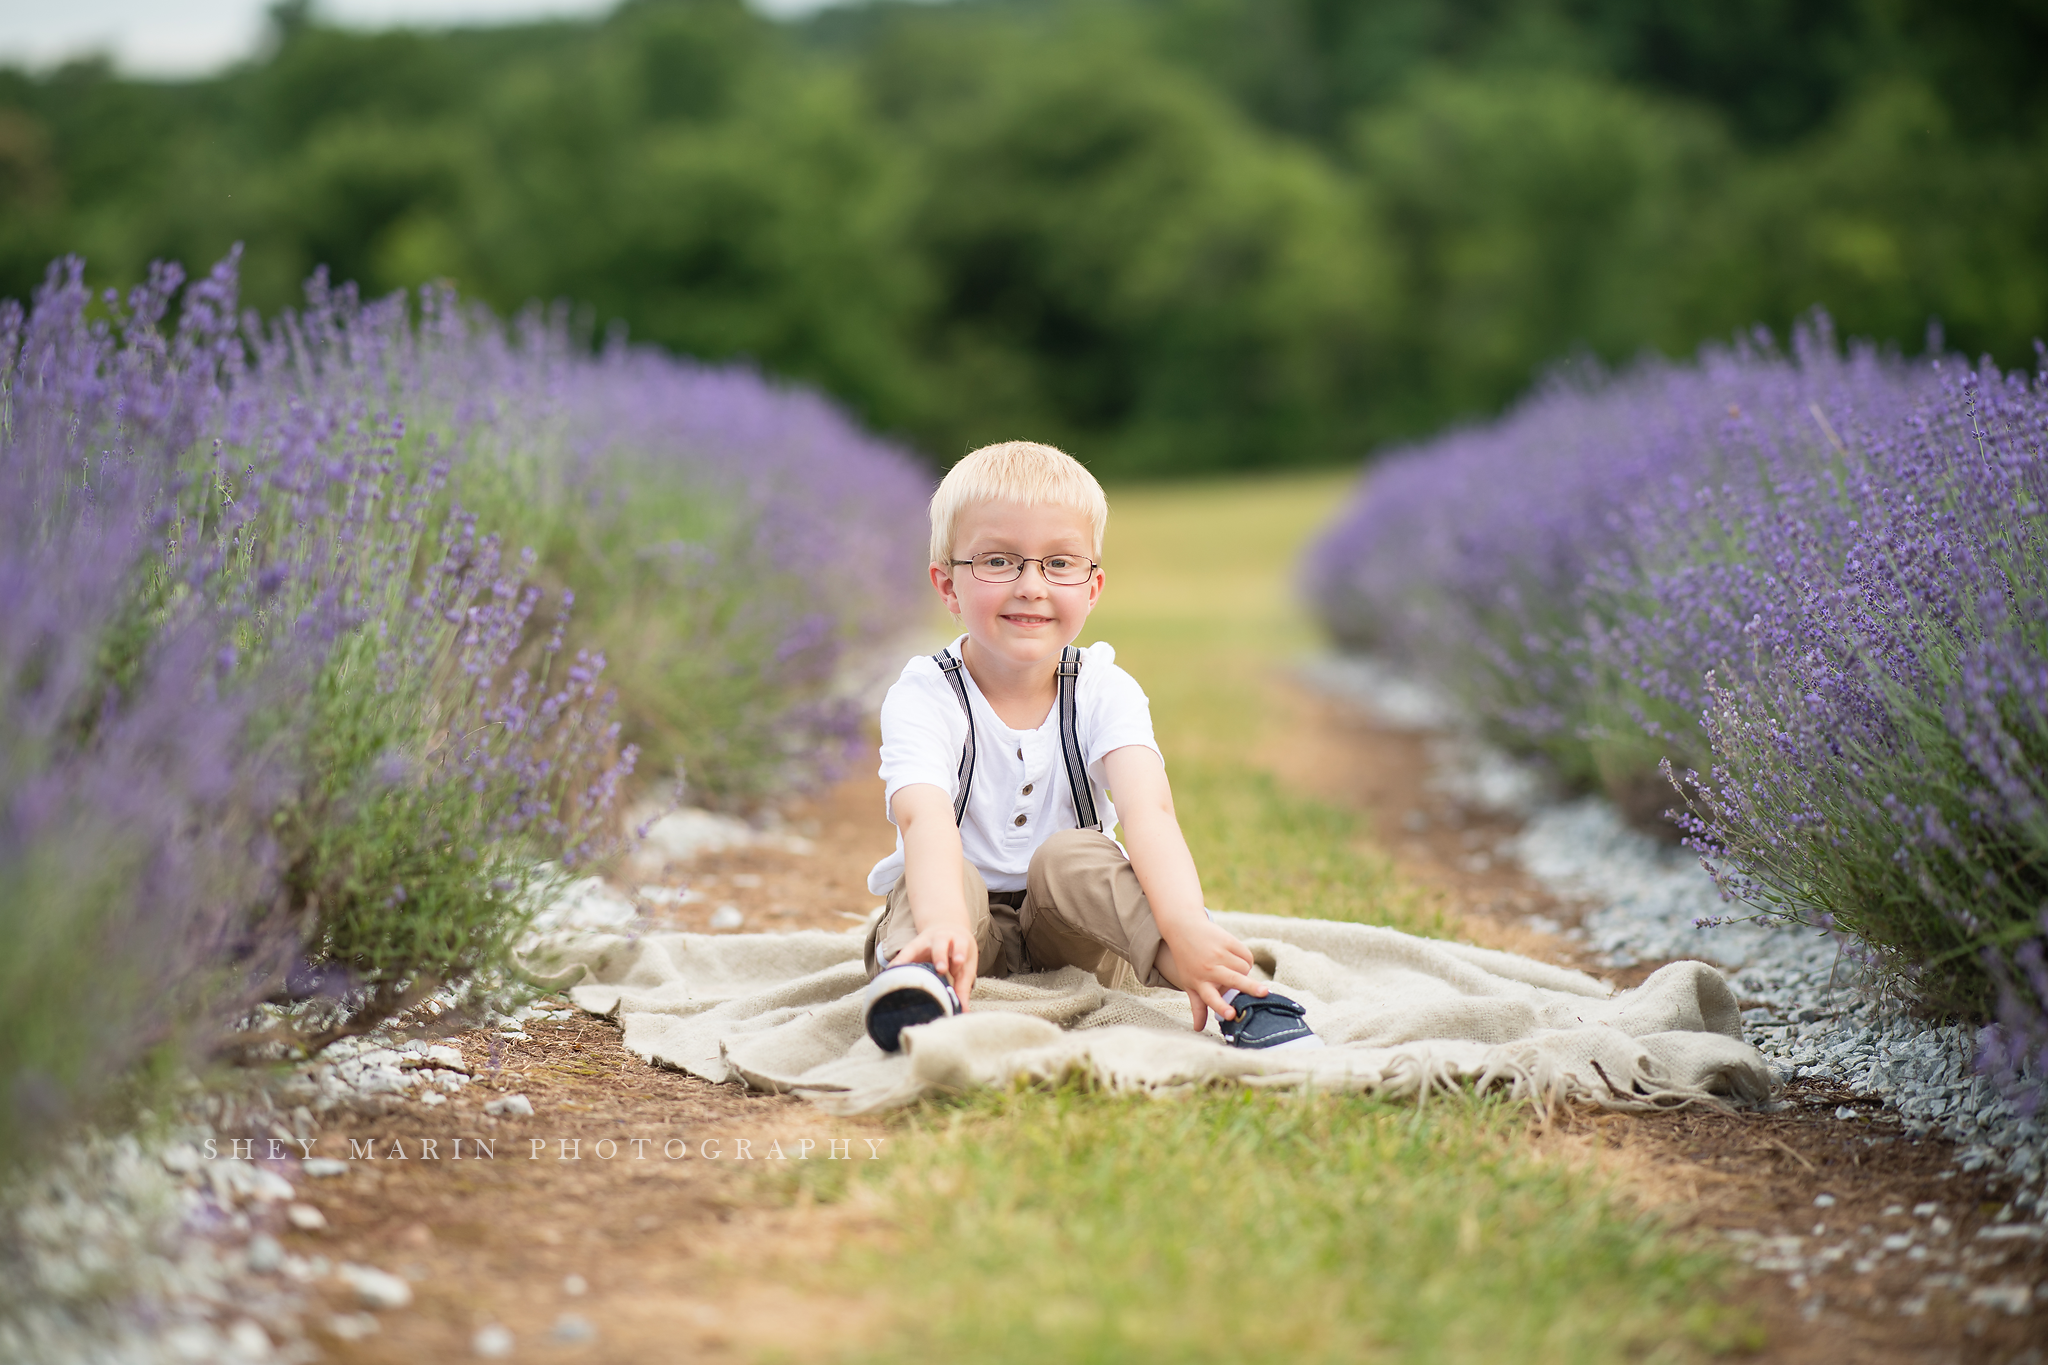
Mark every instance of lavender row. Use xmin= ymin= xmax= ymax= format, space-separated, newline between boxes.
xmin=0 ymin=252 xmax=930 ymax=1165
xmin=1304 ymin=316 xmax=2048 ymax=1109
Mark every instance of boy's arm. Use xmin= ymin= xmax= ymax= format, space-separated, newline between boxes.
xmin=1101 ymin=745 xmax=1266 ymax=1030
xmin=888 ymin=783 xmax=980 ymax=1005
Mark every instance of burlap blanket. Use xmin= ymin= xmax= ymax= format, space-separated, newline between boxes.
xmin=518 ymin=913 xmax=1775 ymax=1115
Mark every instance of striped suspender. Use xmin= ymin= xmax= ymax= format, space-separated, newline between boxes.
xmin=931 ymin=646 xmax=1101 ymax=832
xmin=933 ymin=651 xmax=977 ymax=826
xmin=1055 ymin=646 xmax=1101 ymax=831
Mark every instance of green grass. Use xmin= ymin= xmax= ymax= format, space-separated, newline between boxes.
xmin=815 ymin=474 xmax=1747 ymax=1364
xmin=833 ymin=1088 xmax=1752 ymax=1365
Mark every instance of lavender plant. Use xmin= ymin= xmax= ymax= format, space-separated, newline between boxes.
xmin=1663 ymin=360 xmax=2048 ymax=1099
xmin=135 ymin=272 xmax=631 ymax=1033
xmin=553 ymin=349 xmax=932 ymax=802
xmin=0 ymin=260 xmax=286 ymax=1167
xmin=2 ymin=248 xmax=930 ymax=1157
xmin=291 ymin=282 xmax=934 ymax=805
xmin=1305 ymin=319 xmax=2048 ymax=1106
xmin=1303 ymin=324 xmax=1940 ymax=799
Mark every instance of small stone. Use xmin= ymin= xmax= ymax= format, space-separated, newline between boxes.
xmin=553 ymin=1313 xmax=597 ymax=1344
xmin=473 ymin=1324 xmax=515 ymax=1358
xmin=1965 ymin=1283 xmax=2034 ymax=1315
xmin=485 ymin=1094 xmax=534 ymax=1118
xmin=160 ymin=1143 xmax=202 ymax=1175
xmin=245 ymin=1233 xmax=285 ymax=1274
xmin=249 ymin=1166 xmax=295 ymax=1202
xmin=563 ymin=1273 xmax=588 ymax=1296
xmin=709 ymin=905 xmax=744 ymax=930
xmin=1813 ymin=1194 xmax=1837 ymax=1208
xmin=327 ymin=1312 xmax=380 ymax=1341
xmin=355 ymin=1066 xmax=412 ymax=1094
xmin=1883 ymin=1204 xmax=1906 ymax=1217
xmin=339 ymin=1262 xmax=415 ymax=1310
xmin=285 ymin=1202 xmax=328 ymax=1231
xmin=1835 ymin=1106 xmax=1860 ymax=1121
xmin=1913 ymin=1202 xmax=1940 ymax=1218
xmin=301 ymin=1157 xmax=347 ymax=1177
xmin=1932 ymin=1216 xmax=1955 ymax=1237
xmin=162 ymin=1322 xmax=218 ymax=1359
xmin=227 ymin=1319 xmax=270 ymax=1356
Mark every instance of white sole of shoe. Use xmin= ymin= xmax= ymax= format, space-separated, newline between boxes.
xmin=1264 ymin=1033 xmax=1327 ymax=1051
xmin=864 ymin=964 xmax=959 ymax=1012
xmin=1228 ymin=1031 xmax=1327 ymax=1052
xmin=863 ymin=964 xmax=959 ymax=1051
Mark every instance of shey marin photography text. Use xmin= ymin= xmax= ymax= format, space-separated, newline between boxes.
xmin=197 ymin=1135 xmax=889 ymax=1164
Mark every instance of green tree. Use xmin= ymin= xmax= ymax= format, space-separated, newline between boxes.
xmin=1 ymin=0 xmax=2043 ymax=474
xmin=891 ymin=36 xmax=1390 ymax=469
xmin=1348 ymin=70 xmax=1732 ymax=427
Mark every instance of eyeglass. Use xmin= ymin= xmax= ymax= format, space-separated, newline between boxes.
xmin=950 ymin=551 xmax=1099 ymax=585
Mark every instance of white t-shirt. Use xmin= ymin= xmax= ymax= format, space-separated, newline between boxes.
xmin=867 ymin=637 xmax=1161 ymax=895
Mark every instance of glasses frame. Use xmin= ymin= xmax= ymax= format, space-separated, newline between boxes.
xmin=948 ymin=552 xmax=1101 ymax=586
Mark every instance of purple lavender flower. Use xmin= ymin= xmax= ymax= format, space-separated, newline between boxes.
xmin=0 ymin=258 xmax=288 ymax=1164
xmin=1306 ymin=313 xmax=2048 ymax=1112
xmin=3 ymin=246 xmax=931 ymax=1151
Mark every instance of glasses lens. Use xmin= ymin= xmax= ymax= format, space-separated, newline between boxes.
xmin=1041 ymin=555 xmax=1093 ymax=584
xmin=971 ymin=552 xmax=1022 ymax=582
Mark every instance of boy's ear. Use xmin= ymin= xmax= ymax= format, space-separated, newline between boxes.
xmin=929 ymin=560 xmax=963 ymax=615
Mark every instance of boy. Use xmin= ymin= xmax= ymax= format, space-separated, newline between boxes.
xmin=860 ymin=441 xmax=1321 ymax=1054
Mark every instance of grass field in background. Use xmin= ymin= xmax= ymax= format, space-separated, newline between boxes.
xmin=1090 ymin=471 xmax=1429 ymax=929
xmin=825 ymin=475 xmax=1747 ymax=1364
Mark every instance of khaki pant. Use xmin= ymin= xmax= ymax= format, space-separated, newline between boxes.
xmin=865 ymin=829 xmax=1166 ymax=990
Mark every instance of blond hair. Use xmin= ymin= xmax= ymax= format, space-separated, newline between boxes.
xmin=928 ymin=441 xmax=1107 ymax=567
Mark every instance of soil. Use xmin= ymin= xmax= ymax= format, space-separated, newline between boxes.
xmin=297 ymin=1013 xmax=893 ymax=1364
xmin=281 ymin=680 xmax=2047 ymax=1364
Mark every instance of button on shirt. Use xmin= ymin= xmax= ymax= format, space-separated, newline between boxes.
xmin=867 ymin=638 xmax=1161 ymax=895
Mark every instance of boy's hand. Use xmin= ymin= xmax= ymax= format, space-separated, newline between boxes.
xmin=889 ymin=924 xmax=978 ymax=1009
xmin=1156 ymin=915 xmax=1265 ymax=1032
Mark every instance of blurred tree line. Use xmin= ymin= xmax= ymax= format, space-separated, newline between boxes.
xmin=1 ymin=0 xmax=2043 ymax=474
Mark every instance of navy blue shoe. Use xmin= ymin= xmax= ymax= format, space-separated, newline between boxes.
xmin=1218 ymin=991 xmax=1324 ymax=1051
xmin=863 ymin=962 xmax=961 ymax=1052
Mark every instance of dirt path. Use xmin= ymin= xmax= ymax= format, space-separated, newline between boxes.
xmin=286 ymin=684 xmax=2045 ymax=1364
xmin=291 ymin=776 xmax=900 ymax=1364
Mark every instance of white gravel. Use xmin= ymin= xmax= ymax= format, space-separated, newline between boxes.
xmin=1 ymin=1000 xmax=517 ymax=1363
xmin=1303 ymin=653 xmax=2047 ymax=1218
